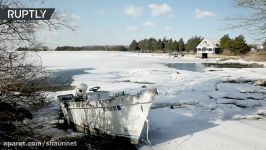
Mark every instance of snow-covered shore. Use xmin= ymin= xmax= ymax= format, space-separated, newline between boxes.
xmin=37 ymin=51 xmax=266 ymax=150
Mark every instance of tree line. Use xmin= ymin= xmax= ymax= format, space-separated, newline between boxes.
xmin=129 ymin=37 xmax=202 ymax=53
xmin=220 ymin=34 xmax=250 ymax=55
xmin=54 ymin=45 xmax=127 ymax=51
xmin=16 ymin=46 xmax=49 ymax=51
xmin=16 ymin=34 xmax=265 ymax=56
xmin=129 ymin=34 xmax=260 ymax=55
xmin=16 ymin=45 xmax=128 ymax=51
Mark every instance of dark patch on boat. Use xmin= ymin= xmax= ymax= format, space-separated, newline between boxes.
xmin=56 ymin=121 xmax=137 ymax=150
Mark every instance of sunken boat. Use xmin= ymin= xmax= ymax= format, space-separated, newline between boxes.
xmin=58 ymin=83 xmax=157 ymax=144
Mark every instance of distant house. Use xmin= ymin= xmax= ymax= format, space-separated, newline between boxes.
xmin=197 ymin=38 xmax=220 ymax=58
xmin=257 ymin=44 xmax=264 ymax=52
xmin=251 ymin=44 xmax=264 ymax=52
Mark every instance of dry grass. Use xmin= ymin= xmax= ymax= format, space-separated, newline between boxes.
xmin=241 ymin=52 xmax=266 ymax=62
xmin=195 ymin=54 xmax=240 ymax=60
xmin=209 ymin=55 xmax=240 ymax=59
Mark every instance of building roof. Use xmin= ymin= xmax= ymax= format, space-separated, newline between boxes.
xmin=197 ymin=38 xmax=219 ymax=48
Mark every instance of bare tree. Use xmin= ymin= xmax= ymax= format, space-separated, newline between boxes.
xmin=0 ymin=0 xmax=74 ymax=102
xmin=227 ymin=0 xmax=266 ymax=40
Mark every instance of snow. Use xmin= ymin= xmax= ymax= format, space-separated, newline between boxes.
xmin=35 ymin=51 xmax=266 ymax=150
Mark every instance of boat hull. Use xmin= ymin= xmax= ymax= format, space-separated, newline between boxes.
xmin=59 ymin=89 xmax=156 ymax=144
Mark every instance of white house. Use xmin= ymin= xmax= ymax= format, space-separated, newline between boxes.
xmin=251 ymin=44 xmax=264 ymax=52
xmin=257 ymin=44 xmax=264 ymax=52
xmin=197 ymin=38 xmax=220 ymax=58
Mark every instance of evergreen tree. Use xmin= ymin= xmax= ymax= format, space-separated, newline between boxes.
xmin=150 ymin=38 xmax=158 ymax=51
xmin=235 ymin=35 xmax=245 ymax=42
xmin=172 ymin=40 xmax=179 ymax=52
xmin=147 ymin=38 xmax=152 ymax=52
xmin=138 ymin=39 xmax=145 ymax=51
xmin=162 ymin=37 xmax=167 ymax=52
xmin=178 ymin=38 xmax=185 ymax=51
xmin=165 ymin=38 xmax=173 ymax=52
xmin=158 ymin=39 xmax=164 ymax=50
xmin=220 ymin=34 xmax=231 ymax=52
xmin=228 ymin=35 xmax=250 ymax=55
xmin=129 ymin=40 xmax=139 ymax=51
xmin=185 ymin=36 xmax=203 ymax=53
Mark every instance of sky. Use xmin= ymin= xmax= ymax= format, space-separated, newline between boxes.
xmin=34 ymin=0 xmax=258 ymax=48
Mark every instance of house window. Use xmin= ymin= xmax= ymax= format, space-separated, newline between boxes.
xmin=202 ymin=47 xmax=206 ymax=51
xmin=208 ymin=48 xmax=212 ymax=51
xmin=198 ymin=48 xmax=201 ymax=51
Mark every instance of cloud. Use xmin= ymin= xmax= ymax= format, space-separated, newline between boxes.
xmin=144 ymin=21 xmax=155 ymax=27
xmin=195 ymin=8 xmax=216 ymax=19
xmin=165 ymin=25 xmax=172 ymax=30
xmin=148 ymin=3 xmax=172 ymax=17
xmin=126 ymin=26 xmax=139 ymax=31
xmin=124 ymin=6 xmax=143 ymax=17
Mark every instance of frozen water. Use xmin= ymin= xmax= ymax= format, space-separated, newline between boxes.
xmin=29 ymin=51 xmax=266 ymax=150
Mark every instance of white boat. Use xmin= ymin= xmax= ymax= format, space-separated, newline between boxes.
xmin=58 ymin=84 xmax=157 ymax=144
